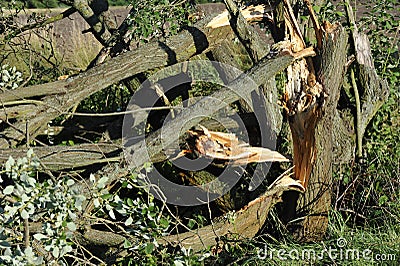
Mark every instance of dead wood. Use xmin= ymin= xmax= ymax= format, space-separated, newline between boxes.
xmin=159 ymin=175 xmax=304 ymax=252
xmin=276 ymin=0 xmax=350 ymax=241
xmin=222 ymin=0 xmax=284 ymax=136
xmin=0 ymin=16 xmax=233 ymax=148
xmin=124 ymin=49 xmax=315 ymax=169
xmin=295 ymin=25 xmax=348 ymax=241
xmin=344 ymin=0 xmax=390 ymax=159
xmin=72 ymin=0 xmax=114 ymax=45
xmin=0 ymin=143 xmax=120 ymax=171
xmin=281 ymin=0 xmax=323 ymax=189
xmin=223 ymin=0 xmax=270 ymax=63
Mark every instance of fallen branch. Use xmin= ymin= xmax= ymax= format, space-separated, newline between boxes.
xmin=159 ymin=175 xmax=304 ymax=252
xmin=0 ymin=143 xmax=121 ymax=171
xmin=223 ymin=0 xmax=270 ymax=62
xmin=126 ymin=47 xmax=316 ymax=168
xmin=0 ymin=16 xmax=234 ymax=148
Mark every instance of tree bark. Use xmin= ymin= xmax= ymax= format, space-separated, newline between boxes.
xmin=159 ymin=175 xmax=304 ymax=252
xmin=0 ymin=143 xmax=120 ymax=170
xmin=294 ymin=25 xmax=348 ymax=241
xmin=0 ymin=17 xmax=233 ymax=148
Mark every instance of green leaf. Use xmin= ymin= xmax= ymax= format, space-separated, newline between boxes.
xmin=97 ymin=176 xmax=109 ymax=189
xmin=379 ymin=195 xmax=388 ymax=206
xmin=109 ymin=209 xmax=116 ymax=220
xmin=67 ymin=222 xmax=77 ymax=231
xmin=26 ymin=149 xmax=34 ymax=158
xmin=3 ymin=185 xmax=14 ymax=195
xmin=187 ymin=219 xmax=196 ymax=229
xmin=93 ymin=198 xmax=100 ymax=208
xmin=5 ymin=156 xmax=15 ymax=171
xmin=0 ymin=241 xmax=11 ymax=248
xmin=52 ymin=246 xmax=60 ymax=258
xmin=127 ymin=198 xmax=134 ymax=206
xmin=159 ymin=217 xmax=169 ymax=228
xmin=144 ymin=242 xmax=154 ymax=254
xmin=123 ymin=239 xmax=132 ymax=249
xmin=101 ymin=193 xmax=113 ymax=200
xmin=21 ymin=209 xmax=29 ymax=219
xmin=33 ymin=233 xmax=48 ymax=240
xmin=125 ymin=216 xmax=133 ymax=226
xmin=313 ymin=5 xmax=321 ymax=13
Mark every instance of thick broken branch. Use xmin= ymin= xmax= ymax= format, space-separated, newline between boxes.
xmin=72 ymin=0 xmax=112 ymax=45
xmin=223 ymin=0 xmax=269 ymax=62
xmin=0 ymin=17 xmax=233 ymax=148
xmin=126 ymin=51 xmax=308 ymax=168
xmin=296 ymin=25 xmax=348 ymax=241
xmin=282 ymin=0 xmax=322 ymax=189
xmin=0 ymin=143 xmax=120 ymax=171
xmin=160 ymin=175 xmax=304 ymax=252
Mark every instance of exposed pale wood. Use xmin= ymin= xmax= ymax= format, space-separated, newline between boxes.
xmin=296 ymin=25 xmax=348 ymax=241
xmin=282 ymin=0 xmax=323 ymax=189
xmin=160 ymin=175 xmax=304 ymax=251
xmin=206 ymin=4 xmax=273 ymax=29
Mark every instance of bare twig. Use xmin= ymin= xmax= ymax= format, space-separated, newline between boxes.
xmin=303 ymin=0 xmax=322 ymax=50
xmin=2 ymin=7 xmax=76 ymax=43
xmin=350 ymin=68 xmax=362 ymax=158
xmin=24 ymin=218 xmax=30 ymax=248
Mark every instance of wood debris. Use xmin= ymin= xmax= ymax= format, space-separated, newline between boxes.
xmin=186 ymin=125 xmax=289 ymax=165
xmin=206 ymin=4 xmax=273 ymax=29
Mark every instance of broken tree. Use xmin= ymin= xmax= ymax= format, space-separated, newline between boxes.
xmin=0 ymin=0 xmax=389 ymax=258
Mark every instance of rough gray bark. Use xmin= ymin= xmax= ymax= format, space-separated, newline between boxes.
xmin=223 ymin=0 xmax=269 ymax=63
xmin=294 ymin=25 xmax=348 ymax=241
xmin=161 ymin=175 xmax=304 ymax=252
xmin=126 ymin=52 xmax=305 ymax=168
xmin=0 ymin=143 xmax=120 ymax=170
xmin=0 ymin=17 xmax=233 ymax=148
xmin=72 ymin=0 xmax=114 ymax=45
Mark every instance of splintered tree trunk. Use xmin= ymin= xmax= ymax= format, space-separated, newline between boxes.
xmin=293 ymin=25 xmax=348 ymax=241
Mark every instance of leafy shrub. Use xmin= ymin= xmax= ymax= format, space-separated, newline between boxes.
xmin=0 ymin=64 xmax=23 ymax=90
xmin=0 ymin=151 xmax=178 ymax=264
xmin=0 ymin=150 xmax=82 ymax=264
xmin=126 ymin=0 xmax=192 ymax=44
